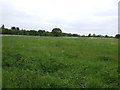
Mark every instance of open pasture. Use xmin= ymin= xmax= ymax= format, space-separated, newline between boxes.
xmin=2 ymin=36 xmax=118 ymax=88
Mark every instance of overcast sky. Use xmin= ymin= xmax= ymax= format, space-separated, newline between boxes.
xmin=0 ymin=0 xmax=119 ymax=36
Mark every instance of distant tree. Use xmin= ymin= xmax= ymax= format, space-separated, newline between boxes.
xmin=66 ymin=33 xmax=72 ymax=37
xmin=92 ymin=34 xmax=96 ymax=37
xmin=29 ymin=30 xmax=37 ymax=36
xmin=2 ymin=28 xmax=11 ymax=34
xmin=1 ymin=24 xmax=5 ymax=30
xmin=38 ymin=30 xmax=45 ymax=36
xmin=109 ymin=36 xmax=113 ymax=38
xmin=105 ymin=35 xmax=109 ymax=38
xmin=16 ymin=27 xmax=20 ymax=30
xmin=1 ymin=24 xmax=5 ymax=34
xmin=115 ymin=34 xmax=120 ymax=38
xmin=61 ymin=33 xmax=66 ymax=36
xmin=73 ymin=34 xmax=79 ymax=37
xmin=11 ymin=27 xmax=16 ymax=30
xmin=81 ymin=35 xmax=86 ymax=37
xmin=52 ymin=28 xmax=62 ymax=36
xmin=11 ymin=29 xmax=17 ymax=35
xmin=96 ymin=35 xmax=102 ymax=37
xmin=45 ymin=31 xmax=52 ymax=36
xmin=88 ymin=34 xmax=91 ymax=37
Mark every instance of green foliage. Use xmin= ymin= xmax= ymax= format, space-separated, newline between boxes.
xmin=1 ymin=25 xmax=117 ymax=37
xmin=88 ymin=33 xmax=91 ymax=37
xmin=51 ymin=28 xmax=62 ymax=36
xmin=11 ymin=27 xmax=16 ymax=30
xmin=1 ymin=24 xmax=4 ymax=30
xmin=1 ymin=26 xmax=80 ymax=37
xmin=2 ymin=36 xmax=118 ymax=88
xmin=115 ymin=34 xmax=120 ymax=38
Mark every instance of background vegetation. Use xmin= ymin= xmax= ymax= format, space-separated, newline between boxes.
xmin=1 ymin=24 xmax=120 ymax=38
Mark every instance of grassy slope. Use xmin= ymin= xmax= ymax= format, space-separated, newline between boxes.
xmin=2 ymin=36 xmax=118 ymax=88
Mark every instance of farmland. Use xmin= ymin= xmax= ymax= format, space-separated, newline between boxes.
xmin=2 ymin=35 xmax=118 ymax=88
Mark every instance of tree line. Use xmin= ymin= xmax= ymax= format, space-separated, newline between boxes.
xmin=0 ymin=24 xmax=120 ymax=38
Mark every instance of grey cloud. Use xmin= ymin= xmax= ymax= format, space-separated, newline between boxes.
xmin=0 ymin=0 xmax=118 ymax=36
xmin=1 ymin=2 xmax=32 ymax=25
xmin=94 ymin=9 xmax=117 ymax=17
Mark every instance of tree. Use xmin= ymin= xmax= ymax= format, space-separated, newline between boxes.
xmin=105 ymin=35 xmax=109 ymax=38
xmin=29 ymin=30 xmax=37 ymax=36
xmin=52 ymin=28 xmax=62 ymax=36
xmin=1 ymin=24 xmax=5 ymax=34
xmin=88 ymin=33 xmax=91 ymax=37
xmin=66 ymin=33 xmax=72 ymax=37
xmin=45 ymin=31 xmax=52 ymax=36
xmin=81 ymin=35 xmax=86 ymax=37
xmin=2 ymin=28 xmax=11 ymax=34
xmin=11 ymin=27 xmax=16 ymax=30
xmin=16 ymin=27 xmax=20 ymax=30
xmin=92 ymin=34 xmax=96 ymax=37
xmin=115 ymin=34 xmax=120 ymax=38
xmin=96 ymin=35 xmax=102 ymax=37
xmin=1 ymin=24 xmax=5 ymax=30
xmin=38 ymin=30 xmax=45 ymax=36
xmin=73 ymin=34 xmax=79 ymax=37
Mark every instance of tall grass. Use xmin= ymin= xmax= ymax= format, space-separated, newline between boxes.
xmin=2 ymin=36 xmax=118 ymax=88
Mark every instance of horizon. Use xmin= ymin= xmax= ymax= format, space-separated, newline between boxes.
xmin=1 ymin=24 xmax=118 ymax=36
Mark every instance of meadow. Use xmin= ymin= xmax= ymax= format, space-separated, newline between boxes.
xmin=2 ymin=35 xmax=118 ymax=88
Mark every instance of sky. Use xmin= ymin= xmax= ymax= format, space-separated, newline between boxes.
xmin=0 ymin=0 xmax=119 ymax=36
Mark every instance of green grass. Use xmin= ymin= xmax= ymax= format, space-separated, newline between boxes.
xmin=2 ymin=36 xmax=118 ymax=88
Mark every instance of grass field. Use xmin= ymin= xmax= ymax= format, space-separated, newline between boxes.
xmin=2 ymin=36 xmax=118 ymax=88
